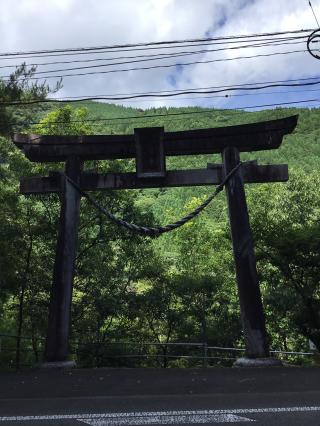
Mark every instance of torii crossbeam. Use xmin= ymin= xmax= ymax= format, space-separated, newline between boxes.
xmin=13 ymin=114 xmax=298 ymax=367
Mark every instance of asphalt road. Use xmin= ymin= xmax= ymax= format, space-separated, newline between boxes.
xmin=0 ymin=367 xmax=319 ymax=425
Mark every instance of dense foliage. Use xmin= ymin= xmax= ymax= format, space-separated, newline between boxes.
xmin=0 ymin=89 xmax=319 ymax=368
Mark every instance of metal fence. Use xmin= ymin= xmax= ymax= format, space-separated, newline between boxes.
xmin=0 ymin=333 xmax=317 ymax=369
xmin=74 ymin=341 xmax=238 ymax=368
xmin=0 ymin=333 xmax=45 ymax=369
xmin=74 ymin=341 xmax=316 ymax=369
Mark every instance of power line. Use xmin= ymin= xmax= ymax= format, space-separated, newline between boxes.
xmin=10 ymin=49 xmax=307 ymax=77
xmin=0 ymin=35 xmax=309 ymax=63
xmin=0 ymin=37 xmax=307 ymax=71
xmin=2 ymin=49 xmax=307 ymax=81
xmin=3 ymin=77 xmax=320 ymax=106
xmin=6 ymin=98 xmax=319 ymax=129
xmin=3 ymin=75 xmax=320 ymax=105
xmin=45 ymin=75 xmax=320 ymax=96
xmin=0 ymin=28 xmax=313 ymax=58
xmin=3 ymin=86 xmax=319 ymax=107
xmin=37 ymin=103 xmax=320 ymax=128
xmin=77 ymin=87 xmax=320 ymax=104
xmin=308 ymin=1 xmax=320 ymax=27
xmin=0 ymin=35 xmax=309 ymax=62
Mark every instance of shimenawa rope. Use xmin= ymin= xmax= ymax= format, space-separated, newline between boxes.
xmin=64 ymin=162 xmax=242 ymax=236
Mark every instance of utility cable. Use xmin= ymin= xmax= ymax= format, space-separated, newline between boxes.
xmin=5 ymin=75 xmax=320 ymax=102
xmin=0 ymin=37 xmax=308 ymax=70
xmin=0 ymin=28 xmax=313 ymax=58
xmin=95 ymin=87 xmax=320 ymax=103
xmin=3 ymin=78 xmax=320 ymax=106
xmin=16 ymin=75 xmax=320 ymax=99
xmin=5 ymin=86 xmax=320 ymax=106
xmin=1 ymin=49 xmax=307 ymax=81
xmin=4 ymin=48 xmax=306 ymax=77
xmin=0 ymin=35 xmax=309 ymax=61
xmin=3 ymin=74 xmax=320 ymax=106
xmin=7 ymin=98 xmax=317 ymax=130
xmin=308 ymin=0 xmax=320 ymax=27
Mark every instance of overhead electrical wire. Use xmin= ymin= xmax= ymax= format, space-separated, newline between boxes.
xmin=79 ymin=87 xmax=320 ymax=104
xmin=10 ymin=49 xmax=308 ymax=77
xmin=46 ymin=75 xmax=320 ymax=96
xmin=0 ymin=39 xmax=307 ymax=72
xmin=0 ymin=35 xmax=310 ymax=61
xmin=5 ymin=98 xmax=319 ymax=130
xmin=2 ymin=86 xmax=319 ymax=107
xmin=0 ymin=28 xmax=314 ymax=58
xmin=308 ymin=0 xmax=320 ymax=27
xmin=1 ymin=49 xmax=307 ymax=81
xmin=3 ymin=76 xmax=320 ymax=106
xmin=0 ymin=36 xmax=309 ymax=70
xmin=3 ymin=77 xmax=320 ymax=106
xmin=1 ymin=29 xmax=318 ymax=129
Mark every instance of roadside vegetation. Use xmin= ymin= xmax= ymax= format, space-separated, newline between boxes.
xmin=0 ymin=67 xmax=319 ymax=368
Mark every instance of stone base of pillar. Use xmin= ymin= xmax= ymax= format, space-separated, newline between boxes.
xmin=234 ymin=357 xmax=282 ymax=367
xmin=39 ymin=360 xmax=76 ymax=369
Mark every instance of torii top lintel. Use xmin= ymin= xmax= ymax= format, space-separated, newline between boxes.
xmin=13 ymin=115 xmax=298 ymax=163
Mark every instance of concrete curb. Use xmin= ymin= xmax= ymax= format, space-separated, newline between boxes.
xmin=234 ymin=357 xmax=283 ymax=367
xmin=39 ymin=361 xmax=76 ymax=369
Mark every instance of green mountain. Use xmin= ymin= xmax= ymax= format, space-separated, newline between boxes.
xmin=68 ymin=101 xmax=320 ymax=225
xmin=72 ymin=101 xmax=320 ymax=170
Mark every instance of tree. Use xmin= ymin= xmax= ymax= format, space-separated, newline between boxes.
xmin=31 ymin=105 xmax=91 ymax=136
xmin=0 ymin=136 xmax=59 ymax=367
xmin=0 ymin=66 xmax=62 ymax=367
xmin=249 ymin=171 xmax=320 ymax=352
xmin=260 ymin=225 xmax=320 ymax=351
xmin=0 ymin=63 xmax=62 ymax=136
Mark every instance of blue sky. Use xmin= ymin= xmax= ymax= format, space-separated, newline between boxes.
xmin=0 ymin=0 xmax=319 ymax=110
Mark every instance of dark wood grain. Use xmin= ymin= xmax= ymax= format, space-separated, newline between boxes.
xmin=13 ymin=115 xmax=298 ymax=162
xmin=44 ymin=156 xmax=82 ymax=363
xmin=20 ymin=164 xmax=288 ymax=194
xmin=222 ymin=147 xmax=269 ymax=358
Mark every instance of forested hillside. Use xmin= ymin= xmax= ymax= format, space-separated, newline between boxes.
xmin=0 ymin=96 xmax=320 ymax=368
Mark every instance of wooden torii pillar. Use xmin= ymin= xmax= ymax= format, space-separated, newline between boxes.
xmin=13 ymin=115 xmax=298 ymax=367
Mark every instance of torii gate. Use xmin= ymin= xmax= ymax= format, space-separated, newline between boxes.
xmin=13 ymin=114 xmax=298 ymax=367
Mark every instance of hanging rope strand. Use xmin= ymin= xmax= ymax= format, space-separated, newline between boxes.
xmin=64 ymin=162 xmax=242 ymax=237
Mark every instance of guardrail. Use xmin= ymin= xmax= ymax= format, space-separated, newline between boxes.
xmin=0 ymin=334 xmax=317 ymax=369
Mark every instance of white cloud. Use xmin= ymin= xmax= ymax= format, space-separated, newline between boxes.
xmin=0 ymin=0 xmax=319 ymax=109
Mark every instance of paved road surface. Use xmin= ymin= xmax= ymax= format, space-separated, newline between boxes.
xmin=0 ymin=367 xmax=319 ymax=425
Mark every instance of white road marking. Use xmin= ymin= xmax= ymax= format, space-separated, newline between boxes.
xmin=0 ymin=406 xmax=319 ymax=422
xmin=78 ymin=413 xmax=254 ymax=425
